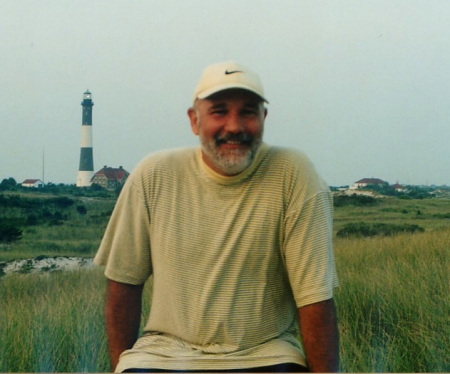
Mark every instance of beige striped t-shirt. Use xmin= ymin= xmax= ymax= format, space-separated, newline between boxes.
xmin=94 ymin=143 xmax=338 ymax=372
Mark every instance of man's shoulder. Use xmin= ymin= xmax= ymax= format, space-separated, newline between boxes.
xmin=262 ymin=144 xmax=330 ymax=195
xmin=126 ymin=147 xmax=198 ymax=188
xmin=142 ymin=146 xmax=197 ymax=162
xmin=264 ymin=145 xmax=315 ymax=171
xmin=136 ymin=146 xmax=198 ymax=170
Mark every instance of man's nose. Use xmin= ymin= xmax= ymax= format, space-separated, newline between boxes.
xmin=224 ymin=112 xmax=244 ymax=133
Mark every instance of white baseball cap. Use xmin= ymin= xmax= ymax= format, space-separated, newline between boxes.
xmin=192 ymin=61 xmax=268 ymax=104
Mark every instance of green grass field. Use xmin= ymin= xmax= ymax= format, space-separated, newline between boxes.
xmin=0 ymin=191 xmax=449 ymax=372
xmin=334 ymin=229 xmax=449 ymax=372
xmin=0 ymin=191 xmax=115 ymax=262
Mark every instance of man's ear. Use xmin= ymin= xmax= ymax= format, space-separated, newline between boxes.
xmin=187 ymin=107 xmax=199 ymax=135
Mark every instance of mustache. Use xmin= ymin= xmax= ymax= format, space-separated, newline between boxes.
xmin=215 ymin=132 xmax=254 ymax=145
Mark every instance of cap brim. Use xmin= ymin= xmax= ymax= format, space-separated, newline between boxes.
xmin=196 ymin=83 xmax=269 ymax=103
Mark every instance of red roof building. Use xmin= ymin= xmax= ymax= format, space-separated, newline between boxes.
xmin=351 ymin=178 xmax=388 ymax=190
xmin=91 ymin=166 xmax=129 ymax=190
xmin=392 ymin=183 xmax=407 ymax=192
xmin=22 ymin=179 xmax=44 ymax=188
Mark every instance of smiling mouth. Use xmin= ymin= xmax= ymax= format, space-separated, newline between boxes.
xmin=216 ymin=134 xmax=253 ymax=147
xmin=220 ymin=140 xmax=247 ymax=147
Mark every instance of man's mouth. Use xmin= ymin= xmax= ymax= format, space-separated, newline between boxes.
xmin=216 ymin=134 xmax=253 ymax=147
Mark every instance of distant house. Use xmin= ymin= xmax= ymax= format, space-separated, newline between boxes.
xmin=392 ymin=183 xmax=407 ymax=192
xmin=350 ymin=178 xmax=388 ymax=190
xmin=91 ymin=166 xmax=129 ymax=190
xmin=22 ymin=179 xmax=44 ymax=188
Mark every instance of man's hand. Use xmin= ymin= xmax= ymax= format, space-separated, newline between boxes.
xmin=299 ymin=298 xmax=339 ymax=372
xmin=105 ymin=279 xmax=144 ymax=371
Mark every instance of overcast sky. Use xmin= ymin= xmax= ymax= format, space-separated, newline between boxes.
xmin=1 ymin=0 xmax=449 ymax=186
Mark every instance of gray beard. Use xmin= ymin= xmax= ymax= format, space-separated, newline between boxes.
xmin=200 ymin=135 xmax=262 ymax=175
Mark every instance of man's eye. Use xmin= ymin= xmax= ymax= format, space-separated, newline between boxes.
xmin=212 ymin=110 xmax=226 ymax=115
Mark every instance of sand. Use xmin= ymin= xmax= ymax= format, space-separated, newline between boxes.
xmin=0 ymin=256 xmax=94 ymax=276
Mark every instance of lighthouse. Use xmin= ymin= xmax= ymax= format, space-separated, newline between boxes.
xmin=76 ymin=90 xmax=94 ymax=187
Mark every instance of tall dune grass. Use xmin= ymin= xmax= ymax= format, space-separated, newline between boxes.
xmin=1 ymin=229 xmax=448 ymax=372
xmin=334 ymin=228 xmax=449 ymax=372
xmin=0 ymin=268 xmax=110 ymax=372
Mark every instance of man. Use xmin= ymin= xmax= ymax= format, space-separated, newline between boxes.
xmin=94 ymin=61 xmax=339 ymax=373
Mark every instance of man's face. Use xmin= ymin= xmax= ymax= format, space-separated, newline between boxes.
xmin=188 ymin=89 xmax=267 ymax=176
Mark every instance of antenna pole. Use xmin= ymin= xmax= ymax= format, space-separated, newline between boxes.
xmin=42 ymin=146 xmax=45 ymax=186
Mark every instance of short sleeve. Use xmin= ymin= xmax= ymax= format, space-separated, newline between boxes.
xmin=93 ymin=175 xmax=152 ymax=285
xmin=283 ymin=191 xmax=338 ymax=307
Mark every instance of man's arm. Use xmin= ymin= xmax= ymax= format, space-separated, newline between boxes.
xmin=298 ymin=298 xmax=339 ymax=372
xmin=105 ymin=279 xmax=144 ymax=370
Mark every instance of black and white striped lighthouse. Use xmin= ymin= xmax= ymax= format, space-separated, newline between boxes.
xmin=76 ymin=90 xmax=94 ymax=187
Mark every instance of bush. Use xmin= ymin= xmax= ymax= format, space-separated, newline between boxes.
xmin=26 ymin=214 xmax=39 ymax=226
xmin=48 ymin=219 xmax=64 ymax=226
xmin=50 ymin=197 xmax=75 ymax=209
xmin=337 ymin=222 xmax=425 ymax=238
xmin=0 ymin=178 xmax=17 ymax=191
xmin=76 ymin=205 xmax=88 ymax=215
xmin=334 ymin=194 xmax=378 ymax=207
xmin=433 ymin=213 xmax=450 ymax=219
xmin=0 ymin=225 xmax=23 ymax=243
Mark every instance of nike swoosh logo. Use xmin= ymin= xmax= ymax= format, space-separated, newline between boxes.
xmin=225 ymin=70 xmax=243 ymax=75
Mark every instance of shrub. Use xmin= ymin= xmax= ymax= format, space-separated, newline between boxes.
xmin=26 ymin=214 xmax=39 ymax=226
xmin=337 ymin=222 xmax=425 ymax=238
xmin=0 ymin=178 xmax=17 ymax=191
xmin=334 ymin=194 xmax=378 ymax=207
xmin=50 ymin=197 xmax=75 ymax=209
xmin=41 ymin=208 xmax=53 ymax=220
xmin=76 ymin=205 xmax=88 ymax=215
xmin=433 ymin=213 xmax=450 ymax=219
xmin=0 ymin=225 xmax=23 ymax=243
